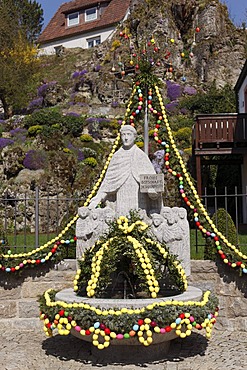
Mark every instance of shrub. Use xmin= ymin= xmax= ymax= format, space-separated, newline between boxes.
xmin=166 ymin=81 xmax=182 ymax=101
xmin=0 ymin=138 xmax=14 ymax=149
xmin=28 ymin=97 xmax=44 ymax=110
xmin=82 ymin=147 xmax=97 ymax=158
xmin=62 ymin=114 xmax=85 ymax=137
xmin=204 ymin=208 xmax=238 ymax=260
xmin=136 ymin=141 xmax=144 ymax=148
xmin=83 ymin=157 xmax=97 ymax=167
xmin=28 ymin=125 xmax=43 ymax=136
xmin=23 ymin=150 xmax=48 ymax=170
xmin=37 ymin=81 xmax=57 ymax=97
xmin=80 ymin=133 xmax=93 ymax=142
xmin=24 ymin=108 xmax=63 ymax=128
xmin=173 ymin=127 xmax=192 ymax=149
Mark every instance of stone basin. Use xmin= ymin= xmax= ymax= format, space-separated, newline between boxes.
xmin=55 ymin=285 xmax=202 ymax=309
xmin=55 ymin=286 xmax=202 ymax=362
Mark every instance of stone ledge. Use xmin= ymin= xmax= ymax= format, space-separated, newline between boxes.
xmin=55 ymin=286 xmax=203 ymax=309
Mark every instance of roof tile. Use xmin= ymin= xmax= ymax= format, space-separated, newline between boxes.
xmin=38 ymin=0 xmax=130 ymax=44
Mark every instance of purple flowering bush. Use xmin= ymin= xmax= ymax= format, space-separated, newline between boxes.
xmin=37 ymin=81 xmax=57 ymax=97
xmin=9 ymin=128 xmax=27 ymax=143
xmin=183 ymin=86 xmax=197 ymax=96
xmin=165 ymin=101 xmax=179 ymax=113
xmin=28 ymin=97 xmax=44 ymax=110
xmin=0 ymin=138 xmax=14 ymax=149
xmin=166 ymin=81 xmax=182 ymax=101
xmin=23 ymin=150 xmax=48 ymax=170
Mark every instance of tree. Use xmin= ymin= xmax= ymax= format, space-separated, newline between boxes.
xmin=0 ymin=0 xmax=44 ymax=41
xmin=0 ymin=0 xmax=43 ymax=117
xmin=179 ymin=83 xmax=237 ymax=116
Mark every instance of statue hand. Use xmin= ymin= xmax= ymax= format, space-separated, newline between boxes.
xmin=88 ymin=197 xmax=99 ymax=209
xmin=88 ymin=192 xmax=106 ymax=209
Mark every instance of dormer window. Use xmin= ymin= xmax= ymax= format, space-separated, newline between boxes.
xmin=85 ymin=7 xmax=97 ymax=22
xmin=67 ymin=12 xmax=79 ymax=27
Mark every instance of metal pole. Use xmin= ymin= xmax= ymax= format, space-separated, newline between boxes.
xmin=35 ymin=186 xmax=39 ymax=248
xmin=144 ymin=86 xmax=149 ymax=155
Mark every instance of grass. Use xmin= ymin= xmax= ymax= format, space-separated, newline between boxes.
xmin=190 ymin=229 xmax=247 ymax=260
xmin=2 ymin=230 xmax=247 ymax=261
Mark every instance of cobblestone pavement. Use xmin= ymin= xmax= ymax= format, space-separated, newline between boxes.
xmin=0 ymin=327 xmax=246 ymax=370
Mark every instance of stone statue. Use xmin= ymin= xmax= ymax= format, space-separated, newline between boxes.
xmin=88 ymin=125 xmax=163 ymax=216
xmin=76 ymin=125 xmax=190 ymax=276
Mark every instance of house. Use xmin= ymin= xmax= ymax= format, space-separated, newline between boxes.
xmin=192 ymin=60 xmax=247 ymax=223
xmin=38 ymin=0 xmax=131 ymax=55
xmin=235 ymin=59 xmax=247 ymax=114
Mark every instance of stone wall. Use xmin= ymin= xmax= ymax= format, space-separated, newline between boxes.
xmin=0 ymin=260 xmax=246 ymax=331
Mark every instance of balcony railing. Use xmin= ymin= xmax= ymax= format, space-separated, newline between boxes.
xmin=193 ymin=113 xmax=247 ymax=153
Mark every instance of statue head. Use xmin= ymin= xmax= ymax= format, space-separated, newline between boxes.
xmin=120 ymin=125 xmax=137 ymax=149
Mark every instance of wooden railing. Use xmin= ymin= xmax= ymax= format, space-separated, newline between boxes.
xmin=193 ymin=113 xmax=247 ymax=151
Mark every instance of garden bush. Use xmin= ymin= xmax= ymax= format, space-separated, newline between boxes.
xmin=204 ymin=208 xmax=238 ymax=260
xmin=23 ymin=149 xmax=48 ymax=170
xmin=82 ymin=147 xmax=97 ymax=158
xmin=80 ymin=133 xmax=93 ymax=142
xmin=83 ymin=157 xmax=97 ymax=167
xmin=28 ymin=125 xmax=43 ymax=136
xmin=24 ymin=108 xmax=63 ymax=128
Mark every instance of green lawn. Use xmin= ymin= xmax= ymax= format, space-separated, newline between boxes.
xmin=2 ymin=230 xmax=247 ymax=261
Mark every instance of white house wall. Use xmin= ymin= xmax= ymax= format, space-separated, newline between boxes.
xmin=38 ymin=26 xmax=115 ymax=55
xmin=241 ymin=153 xmax=247 ymax=223
xmin=238 ymin=75 xmax=247 ymax=113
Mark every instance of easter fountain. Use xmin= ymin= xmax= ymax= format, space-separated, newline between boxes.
xmin=39 ymin=32 xmax=218 ymax=363
xmin=50 ymin=91 xmax=218 ymax=362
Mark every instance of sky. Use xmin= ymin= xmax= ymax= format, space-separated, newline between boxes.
xmin=38 ymin=0 xmax=247 ymax=30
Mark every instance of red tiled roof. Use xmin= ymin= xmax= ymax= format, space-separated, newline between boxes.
xmin=38 ymin=0 xmax=130 ymax=44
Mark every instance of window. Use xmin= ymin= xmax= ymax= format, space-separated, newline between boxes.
xmin=85 ymin=7 xmax=97 ymax=22
xmin=87 ymin=36 xmax=101 ymax=48
xmin=67 ymin=12 xmax=79 ymax=27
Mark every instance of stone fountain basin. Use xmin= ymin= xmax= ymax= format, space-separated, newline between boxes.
xmin=55 ymin=286 xmax=202 ymax=343
xmin=55 ymin=286 xmax=202 ymax=309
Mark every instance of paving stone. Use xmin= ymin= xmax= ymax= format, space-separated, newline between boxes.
xmin=0 ymin=328 xmax=246 ymax=369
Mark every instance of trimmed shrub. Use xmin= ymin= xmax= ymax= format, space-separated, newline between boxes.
xmin=80 ymin=133 xmax=93 ymax=142
xmin=28 ymin=125 xmax=43 ymax=136
xmin=83 ymin=157 xmax=97 ymax=167
xmin=62 ymin=114 xmax=84 ymax=137
xmin=24 ymin=108 xmax=63 ymax=128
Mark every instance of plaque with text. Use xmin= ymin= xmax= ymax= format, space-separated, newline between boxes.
xmin=140 ymin=174 xmax=164 ymax=193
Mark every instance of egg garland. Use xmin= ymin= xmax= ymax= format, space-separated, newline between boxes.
xmin=39 ymin=288 xmax=218 ymax=349
xmin=0 ymin=237 xmax=77 ymax=273
xmin=74 ymin=215 xmax=187 ymax=298
xmin=114 ymin=25 xmax=201 ymax=79
xmin=142 ymin=83 xmax=247 ymax=274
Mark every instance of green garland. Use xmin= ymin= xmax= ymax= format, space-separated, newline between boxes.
xmin=75 ymin=212 xmax=187 ymax=298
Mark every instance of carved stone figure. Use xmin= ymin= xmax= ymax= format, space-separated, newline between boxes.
xmin=88 ymin=125 xmax=163 ymax=216
xmin=150 ymin=206 xmax=190 ymax=275
xmin=76 ymin=206 xmax=115 ymax=260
